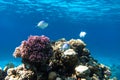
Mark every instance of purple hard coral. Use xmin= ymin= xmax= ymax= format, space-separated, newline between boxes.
xmin=13 ymin=35 xmax=53 ymax=63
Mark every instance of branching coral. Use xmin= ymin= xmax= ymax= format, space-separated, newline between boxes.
xmin=13 ymin=35 xmax=53 ymax=63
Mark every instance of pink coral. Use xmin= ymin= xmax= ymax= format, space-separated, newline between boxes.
xmin=13 ymin=35 xmax=53 ymax=63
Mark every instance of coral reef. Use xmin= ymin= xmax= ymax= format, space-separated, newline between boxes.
xmin=5 ymin=64 xmax=35 ymax=80
xmin=4 ymin=35 xmax=116 ymax=80
xmin=13 ymin=35 xmax=52 ymax=62
xmin=50 ymin=38 xmax=112 ymax=80
xmin=13 ymin=35 xmax=53 ymax=70
xmin=0 ymin=62 xmax=15 ymax=80
xmin=0 ymin=67 xmax=6 ymax=80
xmin=3 ymin=62 xmax=14 ymax=72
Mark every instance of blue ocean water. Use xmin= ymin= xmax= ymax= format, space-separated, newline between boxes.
xmin=0 ymin=0 xmax=120 ymax=74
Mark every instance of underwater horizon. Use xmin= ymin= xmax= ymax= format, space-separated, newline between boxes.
xmin=0 ymin=0 xmax=120 ymax=79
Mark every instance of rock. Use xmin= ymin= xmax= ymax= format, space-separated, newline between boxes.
xmin=48 ymin=71 xmax=57 ymax=80
xmin=75 ymin=65 xmax=90 ymax=78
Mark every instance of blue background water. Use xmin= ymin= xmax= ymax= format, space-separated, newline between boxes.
xmin=0 ymin=0 xmax=120 ymax=70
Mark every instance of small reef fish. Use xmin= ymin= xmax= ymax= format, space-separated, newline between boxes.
xmin=36 ymin=20 xmax=48 ymax=29
xmin=61 ymin=43 xmax=70 ymax=51
xmin=79 ymin=31 xmax=86 ymax=38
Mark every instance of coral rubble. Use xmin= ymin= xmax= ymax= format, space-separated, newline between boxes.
xmin=4 ymin=35 xmax=116 ymax=80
